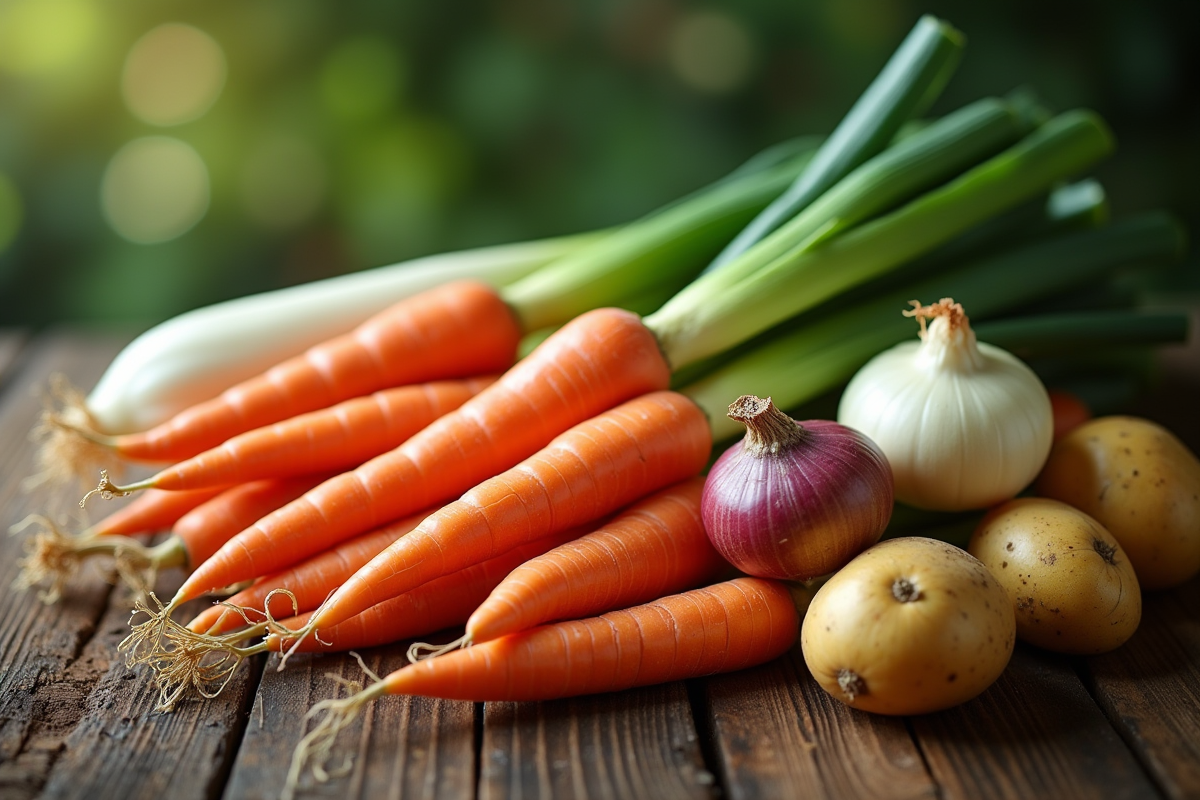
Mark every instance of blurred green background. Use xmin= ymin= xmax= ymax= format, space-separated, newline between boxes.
xmin=1 ymin=0 xmax=1196 ymax=329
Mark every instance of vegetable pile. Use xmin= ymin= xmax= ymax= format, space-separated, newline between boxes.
xmin=9 ymin=12 xmax=1198 ymax=794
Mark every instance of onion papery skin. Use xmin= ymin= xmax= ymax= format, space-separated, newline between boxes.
xmin=702 ymin=418 xmax=894 ymax=581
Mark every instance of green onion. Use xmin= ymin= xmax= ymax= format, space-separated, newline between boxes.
xmin=681 ymin=211 xmax=1185 ymax=441
xmin=711 ymin=96 xmax=1034 ymax=278
xmin=502 ymin=141 xmax=818 ymax=332
xmin=706 ymin=14 xmax=965 ymax=271
xmin=650 ymin=109 xmax=1116 ymax=371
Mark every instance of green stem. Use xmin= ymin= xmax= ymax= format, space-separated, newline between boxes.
xmin=706 ymin=14 xmax=964 ymax=271
xmin=502 ymin=142 xmax=818 ymax=332
xmin=680 ymin=211 xmax=1185 ymax=441
xmin=649 ymin=110 xmax=1116 ymax=371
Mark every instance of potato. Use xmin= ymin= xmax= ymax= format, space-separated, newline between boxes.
xmin=801 ymin=537 xmax=1014 ymax=716
xmin=1036 ymin=416 xmax=1200 ymax=590
xmin=968 ymin=498 xmax=1141 ymax=654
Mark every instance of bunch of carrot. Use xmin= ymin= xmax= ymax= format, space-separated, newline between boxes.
xmin=9 ymin=12 xmax=1190 ymax=797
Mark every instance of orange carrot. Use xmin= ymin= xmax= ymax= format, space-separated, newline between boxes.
xmin=284 ymin=578 xmax=800 ymax=788
xmin=271 ymin=528 xmax=592 ymax=653
xmin=84 ymin=485 xmax=230 ymax=538
xmin=298 ymin=390 xmax=710 ymax=636
xmin=411 ymin=476 xmax=728 ymax=657
xmin=385 ymin=577 xmax=799 ymax=701
xmin=170 ymin=474 xmax=335 ymax=571
xmin=186 ymin=510 xmax=430 ymax=635
xmin=133 ymin=528 xmax=591 ymax=711
xmin=72 ymin=281 xmax=521 ymax=463
xmin=91 ymin=377 xmax=494 ymax=496
xmin=161 ymin=308 xmax=672 ymax=610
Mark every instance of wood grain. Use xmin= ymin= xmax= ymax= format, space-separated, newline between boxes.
xmin=35 ymin=590 xmax=260 ymax=800
xmin=0 ymin=332 xmax=128 ymax=799
xmin=1079 ymin=578 xmax=1200 ymax=800
xmin=481 ymin=682 xmax=715 ymax=800
xmin=225 ymin=647 xmax=476 ymax=800
xmin=702 ymin=644 xmax=935 ymax=800
xmin=912 ymin=644 xmax=1160 ymax=800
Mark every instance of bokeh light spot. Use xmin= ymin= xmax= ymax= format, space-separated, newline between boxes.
xmin=0 ymin=0 xmax=99 ymax=76
xmin=667 ymin=11 xmax=754 ymax=94
xmin=319 ymin=37 xmax=405 ymax=122
xmin=241 ymin=134 xmax=328 ymax=230
xmin=122 ymin=23 xmax=227 ymax=126
xmin=101 ymin=137 xmax=210 ymax=244
xmin=0 ymin=173 xmax=24 ymax=254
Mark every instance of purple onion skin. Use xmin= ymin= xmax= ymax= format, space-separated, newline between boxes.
xmin=701 ymin=418 xmax=894 ymax=581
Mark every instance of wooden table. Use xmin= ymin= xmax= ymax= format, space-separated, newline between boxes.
xmin=2 ymin=328 xmax=1198 ymax=800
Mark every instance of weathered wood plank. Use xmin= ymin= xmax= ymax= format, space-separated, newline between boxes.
xmin=0 ymin=331 xmax=128 ymax=800
xmin=912 ymin=644 xmax=1160 ymax=800
xmin=702 ymin=644 xmax=935 ymax=800
xmin=480 ymin=682 xmax=715 ymax=800
xmin=225 ymin=647 xmax=476 ymax=800
xmin=1078 ymin=578 xmax=1200 ymax=800
xmin=35 ymin=588 xmax=259 ymax=800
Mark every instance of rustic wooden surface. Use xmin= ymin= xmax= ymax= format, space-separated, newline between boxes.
xmin=1 ymin=327 xmax=1198 ymax=800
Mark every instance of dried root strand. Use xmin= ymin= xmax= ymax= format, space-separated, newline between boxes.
xmin=406 ymin=634 xmax=469 ymax=664
xmin=24 ymin=374 xmax=119 ymax=493
xmin=10 ymin=515 xmax=78 ymax=604
xmin=903 ymin=297 xmax=969 ymax=337
xmin=127 ymin=589 xmax=301 ymax=712
xmin=9 ymin=514 xmax=157 ymax=604
xmin=80 ymin=470 xmax=134 ymax=507
xmin=283 ymin=654 xmax=387 ymax=800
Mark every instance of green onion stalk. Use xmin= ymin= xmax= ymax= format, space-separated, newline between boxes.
xmin=645 ymin=109 xmax=1115 ymax=376
xmin=679 ymin=210 xmax=1186 ymax=442
xmin=706 ymin=14 xmax=966 ymax=272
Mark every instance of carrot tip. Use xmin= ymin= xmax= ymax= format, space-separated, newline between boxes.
xmin=25 ymin=376 xmax=119 ymax=493
xmin=11 ymin=515 xmax=166 ymax=605
xmin=119 ymin=593 xmax=269 ymax=712
xmin=79 ymin=469 xmax=137 ymax=508
xmin=406 ymin=634 xmax=469 ymax=664
xmin=284 ymin=668 xmax=388 ymax=800
xmin=10 ymin=514 xmax=76 ymax=604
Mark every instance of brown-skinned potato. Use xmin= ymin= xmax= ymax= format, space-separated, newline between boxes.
xmin=1036 ymin=416 xmax=1200 ymax=590
xmin=968 ymin=498 xmax=1141 ymax=654
xmin=801 ymin=537 xmax=1014 ymax=716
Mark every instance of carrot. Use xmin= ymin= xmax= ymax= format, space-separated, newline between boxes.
xmin=275 ymin=527 xmax=596 ymax=653
xmin=186 ymin=510 xmax=430 ymax=636
xmin=154 ymin=308 xmax=672 ymax=614
xmin=15 ymin=475 xmax=328 ymax=604
xmin=293 ymin=390 xmax=711 ymax=639
xmin=86 ymin=485 xmax=230 ymax=538
xmin=135 ymin=528 xmax=590 ymax=711
xmin=54 ymin=280 xmax=521 ymax=465
xmin=86 ymin=377 xmax=494 ymax=497
xmin=409 ymin=476 xmax=728 ymax=659
xmin=285 ymin=577 xmax=801 ymax=791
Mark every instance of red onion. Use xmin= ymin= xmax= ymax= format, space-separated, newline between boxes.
xmin=701 ymin=395 xmax=894 ymax=581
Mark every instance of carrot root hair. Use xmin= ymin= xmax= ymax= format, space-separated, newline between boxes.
xmin=284 ymin=656 xmax=388 ymax=800
xmin=126 ymin=589 xmax=301 ymax=710
xmin=79 ymin=469 xmax=135 ymax=508
xmin=10 ymin=514 xmax=158 ymax=603
xmin=26 ymin=375 xmax=118 ymax=492
xmin=406 ymin=634 xmax=469 ymax=664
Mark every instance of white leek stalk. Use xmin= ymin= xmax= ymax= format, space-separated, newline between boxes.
xmin=84 ymin=234 xmax=595 ymax=435
xmin=836 ymin=298 xmax=1053 ymax=511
